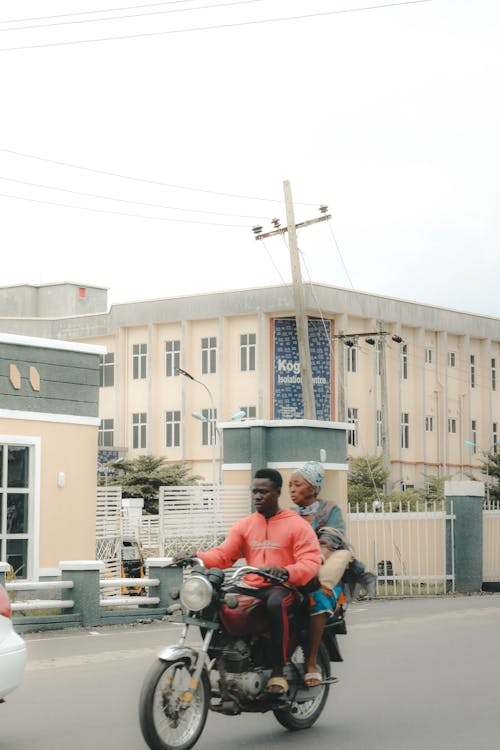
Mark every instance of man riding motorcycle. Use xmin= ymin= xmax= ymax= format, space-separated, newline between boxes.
xmin=187 ymin=468 xmax=322 ymax=696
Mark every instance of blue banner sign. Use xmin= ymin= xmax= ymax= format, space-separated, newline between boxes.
xmin=273 ymin=318 xmax=332 ymax=420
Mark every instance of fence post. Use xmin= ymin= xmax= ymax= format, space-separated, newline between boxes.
xmin=146 ymin=558 xmax=183 ymax=610
xmin=0 ymin=561 xmax=9 ymax=587
xmin=59 ymin=561 xmax=105 ymax=627
xmin=444 ymin=481 xmax=484 ymax=593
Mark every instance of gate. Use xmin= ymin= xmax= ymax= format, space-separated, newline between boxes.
xmin=96 ymin=486 xmax=122 ymax=579
xmin=347 ymin=500 xmax=455 ymax=596
xmin=159 ymin=485 xmax=250 ymax=557
xmin=483 ymin=500 xmax=500 ymax=583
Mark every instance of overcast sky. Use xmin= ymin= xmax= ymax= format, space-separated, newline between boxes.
xmin=1 ymin=0 xmax=499 ymax=317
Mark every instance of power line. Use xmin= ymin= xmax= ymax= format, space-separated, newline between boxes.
xmin=0 ymin=1 xmax=433 ymax=52
xmin=0 ymin=0 xmax=204 ymax=25
xmin=0 ymin=175 xmax=273 ymax=219
xmin=0 ymin=147 xmax=316 ymax=205
xmin=0 ymin=190 xmax=250 ymax=226
xmin=0 ymin=0 xmax=268 ymax=33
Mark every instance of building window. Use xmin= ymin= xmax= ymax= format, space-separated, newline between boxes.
xmin=347 ymin=407 xmax=358 ymax=447
xmin=470 ymin=355 xmax=476 ymax=388
xmin=0 ymin=445 xmax=31 ymax=579
xmin=448 ymin=418 xmax=457 ymax=434
xmin=401 ymin=412 xmax=409 ymax=449
xmin=239 ymin=405 xmax=257 ymax=419
xmin=448 ymin=351 xmax=456 ymax=368
xmin=240 ymin=333 xmax=256 ymax=371
xmin=471 ymin=420 xmax=477 ymax=453
xmin=376 ymin=409 xmax=382 ymax=448
xmin=132 ymin=343 xmax=147 ymax=380
xmin=165 ymin=340 xmax=181 ymax=377
xmin=492 ymin=423 xmax=498 ymax=453
xmin=201 ymin=337 xmax=217 ymax=375
xmin=201 ymin=408 xmax=217 ymax=446
xmin=98 ymin=419 xmax=114 ymax=447
xmin=346 ymin=344 xmax=357 ymax=374
xmin=99 ymin=353 xmax=115 ymax=387
xmin=401 ymin=344 xmax=408 ymax=380
xmin=492 ymin=358 xmax=497 ymax=391
xmin=132 ymin=412 xmax=147 ymax=449
xmin=165 ymin=410 xmax=181 ymax=448
xmin=425 ymin=416 xmax=434 ymax=432
xmin=424 ymin=347 xmax=433 ymax=365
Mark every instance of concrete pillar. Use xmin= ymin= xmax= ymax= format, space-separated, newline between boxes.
xmin=146 ymin=558 xmax=183 ymax=609
xmin=444 ymin=481 xmax=484 ymax=593
xmin=122 ymin=497 xmax=144 ymax=537
xmin=0 ymin=561 xmax=9 ymax=587
xmin=59 ymin=561 xmax=104 ymax=627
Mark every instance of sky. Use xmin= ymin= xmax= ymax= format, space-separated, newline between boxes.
xmin=1 ymin=0 xmax=499 ymax=317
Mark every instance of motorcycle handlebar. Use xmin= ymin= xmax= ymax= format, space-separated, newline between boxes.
xmin=225 ymin=565 xmax=292 ymax=587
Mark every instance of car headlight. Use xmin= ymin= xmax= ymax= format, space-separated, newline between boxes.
xmin=180 ymin=574 xmax=213 ymax=612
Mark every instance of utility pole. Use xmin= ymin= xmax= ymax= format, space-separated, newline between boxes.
xmin=253 ymin=182 xmax=331 ymax=421
xmin=283 ymin=180 xmax=316 ymax=419
xmin=378 ymin=322 xmax=391 ymax=488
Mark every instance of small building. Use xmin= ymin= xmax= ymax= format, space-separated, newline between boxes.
xmin=0 ymin=332 xmax=103 ymax=579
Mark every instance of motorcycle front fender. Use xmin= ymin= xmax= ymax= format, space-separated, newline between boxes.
xmin=157 ymin=644 xmax=198 ymax=667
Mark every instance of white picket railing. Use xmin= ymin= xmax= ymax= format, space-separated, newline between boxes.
xmin=159 ymin=485 xmax=250 ymax=557
xmin=96 ymin=486 xmax=123 ymax=583
xmin=346 ymin=500 xmax=455 ymax=596
xmin=483 ymin=499 xmax=500 ymax=582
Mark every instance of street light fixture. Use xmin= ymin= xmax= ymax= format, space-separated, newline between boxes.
xmin=191 ymin=410 xmax=246 ymax=485
xmin=178 ymin=368 xmax=217 ymax=486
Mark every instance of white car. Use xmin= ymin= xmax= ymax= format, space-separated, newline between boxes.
xmin=0 ymin=583 xmax=27 ymax=701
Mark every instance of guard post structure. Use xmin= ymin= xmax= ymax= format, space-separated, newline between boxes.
xmin=146 ymin=558 xmax=183 ymax=610
xmin=444 ymin=481 xmax=484 ymax=593
xmin=219 ymin=419 xmax=349 ymax=515
xmin=60 ymin=560 xmax=104 ymax=628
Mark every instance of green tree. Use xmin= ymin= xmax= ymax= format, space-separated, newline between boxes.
xmin=480 ymin=451 xmax=500 ymax=502
xmin=101 ymin=455 xmax=201 ymax=514
xmin=347 ymin=455 xmax=389 ymax=510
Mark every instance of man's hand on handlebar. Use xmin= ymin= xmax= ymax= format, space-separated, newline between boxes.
xmin=261 ymin=566 xmax=289 ymax=582
xmin=172 ymin=553 xmax=198 ymax=566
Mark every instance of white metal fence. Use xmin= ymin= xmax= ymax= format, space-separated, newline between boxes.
xmin=96 ymin=486 xmax=122 ymax=580
xmin=483 ymin=499 xmax=500 ymax=583
xmin=347 ymin=500 xmax=455 ymax=596
xmin=159 ymin=485 xmax=251 ymax=557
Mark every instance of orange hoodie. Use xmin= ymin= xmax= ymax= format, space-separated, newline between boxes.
xmin=197 ymin=508 xmax=321 ymax=587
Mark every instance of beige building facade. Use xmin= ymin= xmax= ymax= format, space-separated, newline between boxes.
xmin=0 ymin=330 xmax=102 ymax=579
xmin=1 ymin=282 xmax=499 ymax=493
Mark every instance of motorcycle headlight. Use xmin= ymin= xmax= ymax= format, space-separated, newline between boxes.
xmin=180 ymin=574 xmax=213 ymax=612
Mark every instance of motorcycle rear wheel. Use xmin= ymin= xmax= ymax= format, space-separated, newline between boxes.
xmin=273 ymin=643 xmax=330 ymax=730
xmin=139 ymin=659 xmax=210 ymax=750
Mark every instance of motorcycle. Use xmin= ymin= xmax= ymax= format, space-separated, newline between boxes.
xmin=139 ymin=562 xmax=347 ymax=750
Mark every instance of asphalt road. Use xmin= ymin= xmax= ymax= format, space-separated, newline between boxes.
xmin=2 ymin=595 xmax=500 ymax=750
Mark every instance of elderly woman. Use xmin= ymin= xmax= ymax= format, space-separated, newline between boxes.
xmin=289 ymin=461 xmax=353 ymax=687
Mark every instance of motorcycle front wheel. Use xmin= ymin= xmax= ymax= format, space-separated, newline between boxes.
xmin=273 ymin=642 xmax=330 ymax=731
xmin=139 ymin=659 xmax=210 ymax=750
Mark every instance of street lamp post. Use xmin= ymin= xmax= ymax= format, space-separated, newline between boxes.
xmin=178 ymin=368 xmax=218 ymax=486
xmin=192 ymin=409 xmax=247 ymax=486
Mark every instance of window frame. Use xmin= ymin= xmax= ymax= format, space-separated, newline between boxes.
xmin=132 ymin=412 xmax=147 ymax=449
xmin=99 ymin=352 xmax=115 ymax=387
xmin=165 ymin=410 xmax=181 ymax=448
xmin=201 ymin=337 xmax=217 ymax=375
xmin=132 ymin=343 xmax=147 ymax=380
xmin=401 ymin=411 xmax=410 ymax=449
xmin=165 ymin=340 xmax=181 ymax=378
xmin=240 ymin=333 xmax=256 ymax=372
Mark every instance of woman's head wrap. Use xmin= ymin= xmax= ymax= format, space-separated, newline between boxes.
xmin=296 ymin=461 xmax=325 ymax=494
